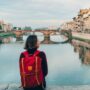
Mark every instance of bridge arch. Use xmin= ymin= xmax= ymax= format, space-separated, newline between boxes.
xmin=12 ymin=30 xmax=60 ymax=44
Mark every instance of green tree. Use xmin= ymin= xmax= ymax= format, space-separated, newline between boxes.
xmin=0 ymin=25 xmax=2 ymax=30
xmin=13 ymin=27 xmax=17 ymax=30
xmin=24 ymin=26 xmax=32 ymax=31
xmin=35 ymin=27 xmax=48 ymax=30
xmin=18 ymin=27 xmax=22 ymax=30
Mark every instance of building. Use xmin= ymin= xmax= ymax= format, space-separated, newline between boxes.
xmin=60 ymin=21 xmax=77 ymax=31
xmin=0 ymin=20 xmax=13 ymax=32
xmin=74 ymin=8 xmax=90 ymax=33
xmin=61 ymin=8 xmax=90 ymax=33
xmin=3 ymin=23 xmax=13 ymax=32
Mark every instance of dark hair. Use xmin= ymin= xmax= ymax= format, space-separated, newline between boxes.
xmin=24 ymin=35 xmax=38 ymax=49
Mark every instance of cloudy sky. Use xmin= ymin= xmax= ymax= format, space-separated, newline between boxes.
xmin=0 ymin=0 xmax=90 ymax=29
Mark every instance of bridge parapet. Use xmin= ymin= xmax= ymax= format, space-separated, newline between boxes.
xmin=11 ymin=30 xmax=60 ymax=44
xmin=12 ymin=29 xmax=60 ymax=35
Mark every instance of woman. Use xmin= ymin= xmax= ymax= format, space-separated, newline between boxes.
xmin=19 ymin=35 xmax=48 ymax=90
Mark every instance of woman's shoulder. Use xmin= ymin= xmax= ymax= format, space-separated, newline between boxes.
xmin=20 ymin=50 xmax=27 ymax=58
xmin=20 ymin=50 xmax=46 ymax=57
xmin=38 ymin=50 xmax=46 ymax=57
xmin=38 ymin=50 xmax=45 ymax=54
xmin=21 ymin=50 xmax=27 ymax=54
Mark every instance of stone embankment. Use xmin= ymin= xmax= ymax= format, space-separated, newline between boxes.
xmin=72 ymin=32 xmax=90 ymax=41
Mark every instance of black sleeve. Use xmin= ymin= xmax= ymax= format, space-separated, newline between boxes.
xmin=19 ymin=53 xmax=25 ymax=59
xmin=19 ymin=53 xmax=25 ymax=76
xmin=39 ymin=51 xmax=48 ymax=77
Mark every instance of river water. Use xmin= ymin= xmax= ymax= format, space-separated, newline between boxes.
xmin=0 ymin=35 xmax=90 ymax=86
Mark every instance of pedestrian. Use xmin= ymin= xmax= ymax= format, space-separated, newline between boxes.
xmin=19 ymin=35 xmax=48 ymax=90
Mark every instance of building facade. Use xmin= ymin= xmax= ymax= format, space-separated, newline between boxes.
xmin=61 ymin=8 xmax=90 ymax=33
xmin=0 ymin=20 xmax=12 ymax=32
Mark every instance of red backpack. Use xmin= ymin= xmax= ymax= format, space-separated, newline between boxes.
xmin=20 ymin=50 xmax=43 ymax=88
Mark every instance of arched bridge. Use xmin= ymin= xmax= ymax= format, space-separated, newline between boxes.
xmin=12 ymin=29 xmax=60 ymax=44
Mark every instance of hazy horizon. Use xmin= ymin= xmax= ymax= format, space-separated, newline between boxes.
xmin=0 ymin=0 xmax=90 ymax=29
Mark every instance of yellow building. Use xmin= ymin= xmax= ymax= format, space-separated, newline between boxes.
xmin=0 ymin=20 xmax=12 ymax=32
xmin=61 ymin=8 xmax=90 ymax=33
xmin=3 ymin=23 xmax=12 ymax=32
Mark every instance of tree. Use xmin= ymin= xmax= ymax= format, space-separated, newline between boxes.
xmin=35 ymin=27 xmax=48 ymax=30
xmin=24 ymin=26 xmax=32 ymax=31
xmin=13 ymin=27 xmax=17 ymax=30
xmin=0 ymin=25 xmax=2 ymax=30
xmin=18 ymin=27 xmax=22 ymax=30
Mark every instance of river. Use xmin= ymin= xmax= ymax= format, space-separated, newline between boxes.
xmin=0 ymin=35 xmax=90 ymax=86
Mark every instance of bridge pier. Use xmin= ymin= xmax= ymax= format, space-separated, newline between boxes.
xmin=41 ymin=34 xmax=55 ymax=44
xmin=16 ymin=36 xmax=23 ymax=41
xmin=13 ymin=30 xmax=23 ymax=41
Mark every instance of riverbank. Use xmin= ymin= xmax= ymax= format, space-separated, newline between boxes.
xmin=0 ymin=32 xmax=15 ymax=37
xmin=0 ymin=84 xmax=90 ymax=90
xmin=72 ymin=32 xmax=90 ymax=43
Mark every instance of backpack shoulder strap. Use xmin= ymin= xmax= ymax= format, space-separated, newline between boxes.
xmin=34 ymin=50 xmax=40 ymax=57
xmin=22 ymin=50 xmax=40 ymax=57
xmin=22 ymin=51 xmax=29 ymax=57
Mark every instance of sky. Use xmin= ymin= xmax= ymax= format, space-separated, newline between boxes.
xmin=0 ymin=0 xmax=90 ymax=29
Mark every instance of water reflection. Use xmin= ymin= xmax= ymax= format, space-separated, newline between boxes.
xmin=71 ymin=40 xmax=90 ymax=65
xmin=1 ymin=35 xmax=67 ymax=44
xmin=2 ymin=37 xmax=16 ymax=43
xmin=2 ymin=36 xmax=90 ymax=66
xmin=1 ymin=36 xmax=90 ymax=85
